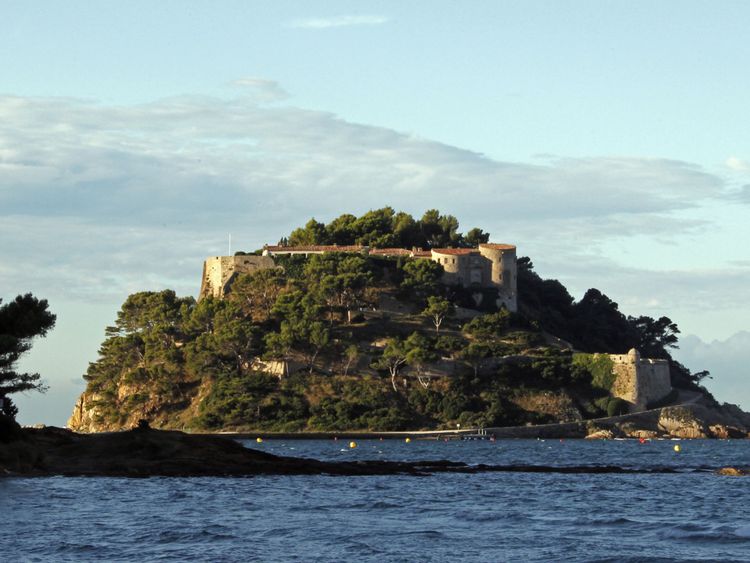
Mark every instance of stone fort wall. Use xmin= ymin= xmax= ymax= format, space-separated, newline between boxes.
xmin=199 ymin=255 xmax=276 ymax=299
xmin=202 ymin=242 xmax=518 ymax=311
xmin=609 ymin=349 xmax=672 ymax=412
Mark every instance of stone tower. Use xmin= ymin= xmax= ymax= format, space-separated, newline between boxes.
xmin=199 ymin=255 xmax=276 ymax=300
xmin=609 ymin=348 xmax=672 ymax=412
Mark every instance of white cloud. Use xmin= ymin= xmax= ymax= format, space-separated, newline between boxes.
xmin=674 ymin=332 xmax=750 ymax=411
xmin=726 ymin=156 xmax=750 ymax=172
xmin=228 ymin=78 xmax=289 ymax=102
xmin=2 ymin=89 xmax=747 ymax=425
xmin=287 ymin=15 xmax=389 ymax=29
xmin=0 ymin=91 xmax=742 ymax=341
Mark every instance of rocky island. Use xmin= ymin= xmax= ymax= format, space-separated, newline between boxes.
xmin=63 ymin=209 xmax=749 ymax=440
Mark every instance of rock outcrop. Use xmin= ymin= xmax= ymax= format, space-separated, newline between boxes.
xmin=3 ymin=427 xmax=747 ymax=478
xmin=658 ymin=406 xmax=709 ymax=438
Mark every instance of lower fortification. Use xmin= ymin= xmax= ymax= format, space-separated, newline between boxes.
xmin=609 ymin=349 xmax=671 ymax=411
xmin=199 ymin=255 xmax=276 ymax=299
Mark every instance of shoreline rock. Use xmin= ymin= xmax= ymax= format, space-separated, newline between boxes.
xmin=1 ymin=427 xmax=749 ymax=478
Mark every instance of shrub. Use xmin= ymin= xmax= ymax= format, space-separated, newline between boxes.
xmin=606 ymin=397 xmax=630 ymax=417
xmin=572 ymin=353 xmax=616 ymax=391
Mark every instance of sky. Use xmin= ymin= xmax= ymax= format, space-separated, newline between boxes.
xmin=2 ymin=0 xmax=749 ymax=425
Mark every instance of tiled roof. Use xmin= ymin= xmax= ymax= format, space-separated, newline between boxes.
xmin=263 ymin=242 xmax=517 ymax=256
xmin=431 ymin=248 xmax=477 ymax=256
xmin=369 ymin=248 xmax=413 ymax=256
xmin=479 ymin=243 xmax=516 ymax=251
xmin=265 ymin=245 xmax=364 ymax=252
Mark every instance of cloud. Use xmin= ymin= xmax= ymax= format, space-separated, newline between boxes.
xmin=0 ymin=91 xmax=735 ymax=316
xmin=726 ymin=156 xmax=750 ymax=172
xmin=286 ymin=15 xmax=389 ymax=29
xmin=228 ymin=78 xmax=289 ymax=102
xmin=2 ymin=89 xmax=747 ymax=425
xmin=735 ymin=184 xmax=750 ymax=203
xmin=673 ymin=332 xmax=750 ymax=411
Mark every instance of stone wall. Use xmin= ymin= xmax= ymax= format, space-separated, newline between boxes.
xmin=199 ymin=255 xmax=276 ymax=300
xmin=609 ymin=349 xmax=671 ymax=411
xmin=431 ymin=244 xmax=518 ymax=311
xmin=201 ymin=243 xmax=518 ymax=311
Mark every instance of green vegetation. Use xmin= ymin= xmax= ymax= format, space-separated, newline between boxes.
xmin=517 ymin=257 xmax=704 ymax=391
xmin=0 ymin=294 xmax=56 ymax=425
xmin=284 ymin=207 xmax=487 ymax=250
xmin=572 ymin=353 xmax=616 ymax=391
xmin=76 ymin=209 xmax=701 ymax=432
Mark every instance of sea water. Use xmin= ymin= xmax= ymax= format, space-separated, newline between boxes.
xmin=4 ymin=439 xmax=750 ymax=562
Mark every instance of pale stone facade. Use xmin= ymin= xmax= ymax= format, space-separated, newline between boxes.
xmin=609 ymin=348 xmax=672 ymax=412
xmin=199 ymin=255 xmax=276 ymax=299
xmin=201 ymin=242 xmax=517 ymax=309
xmin=261 ymin=242 xmax=518 ymax=311
xmin=431 ymin=244 xmax=517 ymax=311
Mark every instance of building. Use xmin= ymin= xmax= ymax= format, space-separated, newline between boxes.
xmin=200 ymin=241 xmax=518 ymax=311
xmin=199 ymin=255 xmax=276 ymax=299
xmin=609 ymin=348 xmax=672 ymax=412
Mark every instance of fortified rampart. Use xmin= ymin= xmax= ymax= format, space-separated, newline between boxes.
xmin=200 ymin=242 xmax=517 ymax=310
xmin=199 ymin=255 xmax=276 ymax=299
xmin=261 ymin=242 xmax=518 ymax=311
xmin=609 ymin=348 xmax=672 ymax=412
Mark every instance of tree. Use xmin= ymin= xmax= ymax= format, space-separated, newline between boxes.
xmin=326 ymin=213 xmax=358 ymax=245
xmin=372 ymin=337 xmax=409 ymax=392
xmin=352 ymin=207 xmax=396 ymax=247
xmin=401 ymin=259 xmax=443 ymax=297
xmin=423 ymin=296 xmax=453 ymax=333
xmin=305 ymin=253 xmax=373 ymax=323
xmin=228 ymin=268 xmax=286 ymax=323
xmin=628 ymin=315 xmax=680 ymax=358
xmin=570 ymin=288 xmax=636 ymax=353
xmin=464 ymin=227 xmax=490 ymax=247
xmin=206 ymin=303 xmax=261 ymax=376
xmin=343 ymin=344 xmax=359 ymax=376
xmin=267 ymin=290 xmax=331 ymax=374
xmin=460 ymin=342 xmax=492 ymax=377
xmin=263 ymin=325 xmax=295 ymax=378
xmin=462 ymin=309 xmax=512 ymax=339
xmin=0 ymin=294 xmax=56 ymax=419
xmin=392 ymin=211 xmax=423 ymax=248
xmin=404 ymin=332 xmax=437 ymax=388
xmin=288 ymin=218 xmax=329 ymax=246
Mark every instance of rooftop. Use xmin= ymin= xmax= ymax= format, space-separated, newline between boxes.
xmin=264 ymin=245 xmax=364 ymax=253
xmin=479 ymin=243 xmax=516 ymax=251
xmin=431 ymin=248 xmax=477 ymax=256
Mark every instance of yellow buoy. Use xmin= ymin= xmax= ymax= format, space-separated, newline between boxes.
xmin=674 ymin=444 xmax=681 ymax=452
xmin=349 ymin=441 xmax=357 ymax=449
xmin=256 ymin=437 xmax=263 ymax=443
xmin=405 ymin=437 xmax=411 ymax=443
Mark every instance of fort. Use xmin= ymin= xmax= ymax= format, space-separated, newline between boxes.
xmin=199 ymin=254 xmax=276 ymax=300
xmin=197 ymin=246 xmax=672 ymax=414
xmin=200 ymin=242 xmax=518 ymax=311
xmin=608 ymin=348 xmax=672 ymax=411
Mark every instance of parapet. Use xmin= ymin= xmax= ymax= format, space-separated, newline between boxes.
xmin=199 ymin=255 xmax=276 ymax=300
xmin=609 ymin=349 xmax=671 ymax=412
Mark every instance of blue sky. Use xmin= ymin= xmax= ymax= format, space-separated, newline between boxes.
xmin=3 ymin=1 xmax=749 ymax=424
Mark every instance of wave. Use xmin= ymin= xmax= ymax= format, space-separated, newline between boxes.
xmin=660 ymin=522 xmax=750 ymax=543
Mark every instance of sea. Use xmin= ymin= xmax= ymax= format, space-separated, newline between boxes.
xmin=4 ymin=438 xmax=750 ymax=562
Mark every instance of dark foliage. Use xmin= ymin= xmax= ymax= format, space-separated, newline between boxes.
xmin=0 ymin=294 xmax=56 ymax=418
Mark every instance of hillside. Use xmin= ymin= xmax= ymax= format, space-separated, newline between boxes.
xmin=67 ymin=209 xmax=739 ymax=436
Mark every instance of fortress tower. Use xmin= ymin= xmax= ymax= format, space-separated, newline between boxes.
xmin=430 ymin=243 xmax=517 ymax=311
xmin=202 ymin=241 xmax=518 ymax=311
xmin=609 ymin=348 xmax=672 ymax=411
xmin=199 ymin=255 xmax=276 ymax=300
